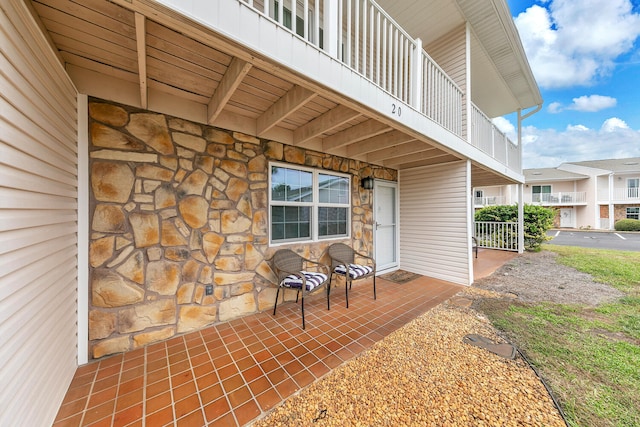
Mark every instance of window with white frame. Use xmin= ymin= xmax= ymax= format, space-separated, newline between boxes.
xmin=269 ymin=163 xmax=350 ymax=244
xmin=628 ymin=178 xmax=639 ymax=198
xmin=626 ymin=207 xmax=640 ymax=220
xmin=532 ymin=185 xmax=551 ymax=203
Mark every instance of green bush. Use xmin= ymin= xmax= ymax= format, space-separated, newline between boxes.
xmin=474 ymin=204 xmax=555 ymax=251
xmin=614 ymin=219 xmax=640 ymax=231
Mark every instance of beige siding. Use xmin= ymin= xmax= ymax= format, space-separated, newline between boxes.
xmin=1 ymin=1 xmax=78 ymax=426
xmin=399 ymin=161 xmax=470 ymax=285
xmin=426 ymin=25 xmax=467 ymax=138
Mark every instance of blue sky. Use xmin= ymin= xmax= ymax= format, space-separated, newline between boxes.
xmin=497 ymin=0 xmax=640 ymax=168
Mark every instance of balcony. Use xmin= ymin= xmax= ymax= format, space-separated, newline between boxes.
xmin=147 ymin=0 xmax=521 ymax=175
xmin=598 ymin=188 xmax=640 ymax=202
xmin=27 ymin=0 xmax=530 ymax=181
xmin=532 ymin=192 xmax=587 ymax=205
xmin=474 ymin=196 xmax=506 ymax=207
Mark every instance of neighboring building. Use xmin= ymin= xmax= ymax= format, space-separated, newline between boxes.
xmin=1 ymin=1 xmax=541 ymax=424
xmin=474 ymin=157 xmax=640 ymax=229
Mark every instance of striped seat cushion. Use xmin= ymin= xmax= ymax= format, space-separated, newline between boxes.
xmin=281 ymin=271 xmax=328 ymax=291
xmin=334 ymin=263 xmax=373 ymax=279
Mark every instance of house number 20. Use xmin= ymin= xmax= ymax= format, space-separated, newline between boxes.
xmin=391 ymin=103 xmax=402 ymax=117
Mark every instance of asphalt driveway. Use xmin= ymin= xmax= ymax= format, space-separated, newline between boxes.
xmin=546 ymin=229 xmax=640 ymax=251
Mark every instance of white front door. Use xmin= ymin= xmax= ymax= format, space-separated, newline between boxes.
xmin=560 ymin=208 xmax=574 ymax=228
xmin=374 ymin=180 xmax=398 ymax=272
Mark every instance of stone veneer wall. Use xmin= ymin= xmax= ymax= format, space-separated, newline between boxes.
xmin=614 ymin=204 xmax=640 ymax=222
xmin=88 ymin=99 xmax=397 ymax=359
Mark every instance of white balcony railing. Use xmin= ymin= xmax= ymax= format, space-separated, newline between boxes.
xmin=238 ymin=0 xmax=514 ymax=167
xmin=474 ymin=196 xmax=505 ymax=206
xmin=421 ymin=52 xmax=463 ymax=137
xmin=474 ymin=221 xmax=518 ymax=252
xmin=598 ymin=187 xmax=640 ymax=201
xmin=532 ymin=192 xmax=587 ymax=204
xmin=470 ymin=103 xmax=521 ymax=171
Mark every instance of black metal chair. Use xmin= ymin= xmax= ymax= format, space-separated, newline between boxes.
xmin=271 ymin=249 xmax=331 ymax=329
xmin=326 ymin=243 xmax=376 ymax=308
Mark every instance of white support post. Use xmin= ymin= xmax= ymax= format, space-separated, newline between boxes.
xmin=77 ymin=94 xmax=89 ymax=365
xmin=518 ymin=183 xmax=524 ymax=254
xmin=608 ymin=173 xmax=615 ymax=230
xmin=466 ymin=160 xmax=474 ymax=284
xmin=517 ymin=108 xmax=525 ymax=253
xmin=323 ymin=0 xmax=339 ymax=58
xmin=464 ymin=22 xmax=472 ymax=142
xmin=410 ymin=37 xmax=423 ymax=110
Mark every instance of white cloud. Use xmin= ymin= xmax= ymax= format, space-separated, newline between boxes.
xmin=497 ymin=116 xmax=640 ymax=168
xmin=567 ymin=95 xmax=617 ymax=112
xmin=514 ymin=0 xmax=640 ymax=89
xmin=546 ymin=95 xmax=617 ymax=113
xmin=547 ymin=102 xmax=563 ymax=113
xmin=601 ymin=117 xmax=629 ymax=132
xmin=492 ymin=116 xmax=517 ymax=140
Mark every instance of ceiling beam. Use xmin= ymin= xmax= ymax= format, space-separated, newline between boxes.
xmin=134 ymin=13 xmax=148 ymax=109
xmin=207 ymin=57 xmax=252 ymax=124
xmin=393 ymin=154 xmax=462 ymax=170
xmin=322 ymin=119 xmax=391 ymax=151
xmin=366 ymin=140 xmax=429 ymax=162
xmin=293 ymin=105 xmax=360 ymax=146
xmin=256 ymin=85 xmax=316 ymax=136
xmin=346 ymin=130 xmax=414 ymax=157
xmin=384 ymin=149 xmax=451 ymax=167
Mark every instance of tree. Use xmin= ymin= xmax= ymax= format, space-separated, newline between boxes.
xmin=474 ymin=204 xmax=554 ymax=251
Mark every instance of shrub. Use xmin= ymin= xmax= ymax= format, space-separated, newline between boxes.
xmin=614 ymin=219 xmax=640 ymax=231
xmin=474 ymin=204 xmax=555 ymax=251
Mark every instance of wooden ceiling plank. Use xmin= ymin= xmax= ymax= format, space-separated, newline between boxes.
xmin=51 ymin=33 xmax=138 ymax=71
xmin=384 ymin=151 xmax=452 ymax=167
xmin=392 ymin=154 xmax=461 ymax=170
xmin=61 ymin=51 xmax=138 ymax=83
xmin=256 ymin=85 xmax=317 ymax=136
xmin=366 ymin=140 xmax=429 ymax=162
xmin=32 ymin=0 xmax=135 ymax=38
xmin=146 ymin=58 xmax=217 ymax=95
xmin=322 ymin=119 xmax=391 ymax=151
xmin=147 ymin=20 xmax=231 ymax=66
xmin=207 ymin=57 xmax=252 ymax=124
xmin=135 ymin=13 xmax=147 ymax=109
xmin=293 ymin=105 xmax=360 ymax=146
xmin=346 ymin=130 xmax=414 ymax=157
xmin=42 ymin=19 xmax=136 ymax=61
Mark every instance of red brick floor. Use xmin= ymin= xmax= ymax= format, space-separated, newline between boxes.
xmin=53 ymin=275 xmax=468 ymax=427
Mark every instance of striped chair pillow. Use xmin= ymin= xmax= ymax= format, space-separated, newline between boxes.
xmin=334 ymin=264 xmax=373 ymax=279
xmin=281 ymin=271 xmax=328 ymax=291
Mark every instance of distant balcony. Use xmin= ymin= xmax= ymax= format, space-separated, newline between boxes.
xmin=598 ymin=188 xmax=640 ymax=202
xmin=238 ymin=0 xmax=521 ymax=173
xmin=474 ymin=196 xmax=505 ymax=207
xmin=532 ymin=192 xmax=587 ymax=205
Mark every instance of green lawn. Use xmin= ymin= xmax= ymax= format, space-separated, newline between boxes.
xmin=478 ymin=245 xmax=640 ymax=427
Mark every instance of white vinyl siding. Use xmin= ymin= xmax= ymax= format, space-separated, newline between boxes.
xmin=1 ymin=1 xmax=79 ymax=426
xmin=399 ymin=162 xmax=470 ymax=285
xmin=425 ymin=25 xmax=467 ymax=139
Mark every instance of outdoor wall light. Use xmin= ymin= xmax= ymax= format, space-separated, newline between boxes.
xmin=361 ymin=177 xmax=374 ymax=190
